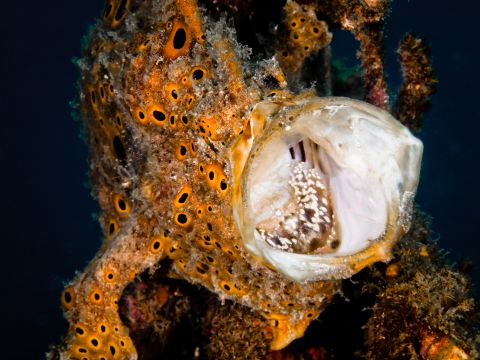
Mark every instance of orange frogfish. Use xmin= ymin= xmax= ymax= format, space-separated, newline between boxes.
xmin=53 ymin=0 xmax=422 ymax=359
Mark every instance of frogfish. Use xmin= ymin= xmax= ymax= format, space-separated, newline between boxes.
xmin=54 ymin=0 xmax=422 ymax=358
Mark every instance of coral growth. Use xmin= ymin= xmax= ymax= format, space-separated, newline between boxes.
xmin=394 ymin=33 xmax=437 ymax=130
xmin=361 ymin=213 xmax=478 ymax=359
xmin=315 ymin=0 xmax=391 ymax=108
xmin=276 ymin=1 xmax=332 ymax=81
xmin=118 ymin=271 xmax=272 ymax=359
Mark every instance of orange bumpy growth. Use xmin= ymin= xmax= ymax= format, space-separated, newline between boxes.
xmin=277 ymin=0 xmax=332 ymax=75
xmin=53 ymin=1 xmax=340 ymax=358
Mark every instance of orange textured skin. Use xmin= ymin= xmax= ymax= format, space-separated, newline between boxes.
xmin=276 ymin=0 xmax=332 ymax=74
xmin=56 ymin=1 xmax=339 ymax=358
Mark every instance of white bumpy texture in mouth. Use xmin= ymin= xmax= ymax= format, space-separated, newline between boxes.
xmin=237 ymin=96 xmax=423 ymax=282
xmin=256 ymin=150 xmax=338 ymax=255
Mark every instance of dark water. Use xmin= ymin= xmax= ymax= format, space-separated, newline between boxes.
xmin=2 ymin=1 xmax=479 ymax=358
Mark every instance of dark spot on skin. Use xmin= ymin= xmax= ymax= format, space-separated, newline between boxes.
xmin=223 ymin=284 xmax=231 ymax=291
xmin=180 ymin=145 xmax=187 ymax=156
xmin=118 ymin=199 xmax=126 ymax=211
xmin=75 ymin=327 xmax=84 ymax=335
xmin=220 ymin=179 xmax=227 ymax=191
xmin=153 ymin=110 xmax=166 ymax=121
xmin=64 ymin=291 xmax=72 ymax=303
xmin=173 ymin=28 xmax=187 ymax=49
xmin=192 ymin=69 xmax=204 ymax=80
xmin=178 ymin=192 xmax=188 ymax=203
xmin=177 ymin=213 xmax=188 ymax=224
xmin=153 ymin=241 xmax=160 ymax=250
xmin=112 ymin=136 xmax=126 ymax=163
xmin=114 ymin=0 xmax=128 ymax=21
xmin=208 ymin=171 xmax=215 ymax=180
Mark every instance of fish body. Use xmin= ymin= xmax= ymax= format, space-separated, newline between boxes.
xmin=55 ymin=1 xmax=422 ymax=358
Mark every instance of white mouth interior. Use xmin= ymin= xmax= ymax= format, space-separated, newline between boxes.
xmin=249 ymin=134 xmax=388 ymax=257
xmin=240 ymin=99 xmax=423 ymax=281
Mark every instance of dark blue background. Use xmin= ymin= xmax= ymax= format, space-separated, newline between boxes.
xmin=2 ymin=1 xmax=479 ymax=359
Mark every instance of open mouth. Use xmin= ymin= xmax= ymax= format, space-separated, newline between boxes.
xmin=233 ymin=96 xmax=423 ymax=281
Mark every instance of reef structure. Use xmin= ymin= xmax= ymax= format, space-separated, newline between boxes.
xmin=47 ymin=0 xmax=472 ymax=359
